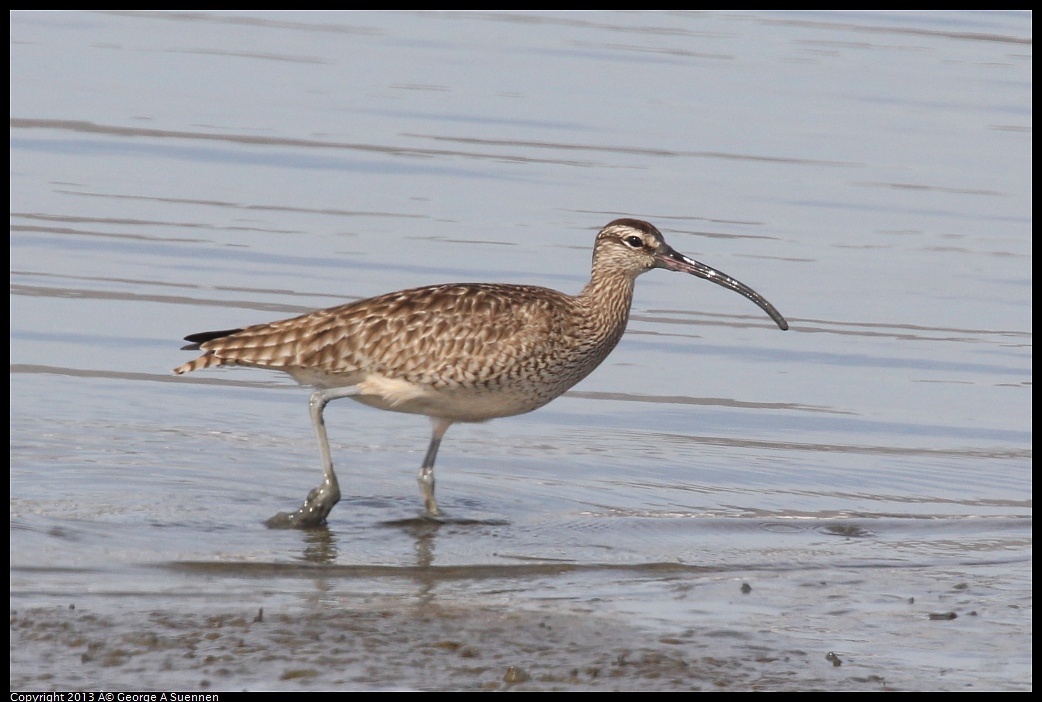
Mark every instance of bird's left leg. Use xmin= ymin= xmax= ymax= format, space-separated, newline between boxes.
xmin=266 ymin=386 xmax=360 ymax=529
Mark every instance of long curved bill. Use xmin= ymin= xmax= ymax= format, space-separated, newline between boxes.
xmin=654 ymin=245 xmax=789 ymax=331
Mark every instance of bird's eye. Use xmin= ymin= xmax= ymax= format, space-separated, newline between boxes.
xmin=624 ymin=235 xmax=643 ymax=249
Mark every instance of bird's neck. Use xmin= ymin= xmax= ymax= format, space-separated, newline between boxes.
xmin=576 ymin=268 xmax=638 ymax=343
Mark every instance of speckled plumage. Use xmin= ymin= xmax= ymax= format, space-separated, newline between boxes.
xmin=175 ymin=219 xmax=788 ymax=527
xmin=177 ymin=281 xmax=625 ymax=421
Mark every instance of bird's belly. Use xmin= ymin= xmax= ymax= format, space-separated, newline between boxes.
xmin=356 ymin=375 xmax=553 ymax=422
xmin=291 ymin=368 xmax=558 ymax=422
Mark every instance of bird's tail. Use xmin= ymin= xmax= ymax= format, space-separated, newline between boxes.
xmin=173 ymin=354 xmax=223 ymax=375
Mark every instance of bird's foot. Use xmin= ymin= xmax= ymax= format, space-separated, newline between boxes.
xmin=265 ymin=479 xmax=340 ymax=529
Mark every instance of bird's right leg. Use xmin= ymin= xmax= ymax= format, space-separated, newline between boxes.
xmin=418 ymin=418 xmax=452 ymax=518
xmin=266 ymin=386 xmax=360 ymax=529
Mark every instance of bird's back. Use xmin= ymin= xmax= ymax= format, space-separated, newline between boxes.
xmin=175 ymin=282 xmax=626 ymax=421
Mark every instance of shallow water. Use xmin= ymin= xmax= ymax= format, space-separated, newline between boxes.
xmin=10 ymin=10 xmax=1031 ymax=691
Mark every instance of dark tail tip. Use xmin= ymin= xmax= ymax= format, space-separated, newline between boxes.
xmin=180 ymin=327 xmax=244 ymax=350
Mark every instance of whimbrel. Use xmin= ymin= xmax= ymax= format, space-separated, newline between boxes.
xmin=174 ymin=219 xmax=788 ymax=527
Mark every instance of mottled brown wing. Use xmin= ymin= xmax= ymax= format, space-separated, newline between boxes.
xmin=175 ymin=283 xmax=574 ymax=388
